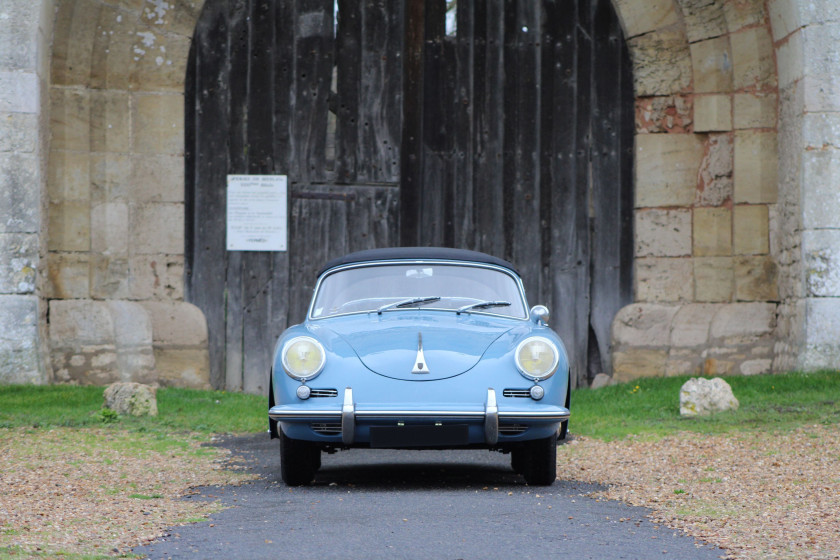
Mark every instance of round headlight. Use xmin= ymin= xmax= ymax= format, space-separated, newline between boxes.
xmin=282 ymin=336 xmax=326 ymax=380
xmin=515 ymin=337 xmax=559 ymax=380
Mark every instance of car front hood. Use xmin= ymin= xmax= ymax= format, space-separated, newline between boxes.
xmin=323 ymin=312 xmax=515 ymax=381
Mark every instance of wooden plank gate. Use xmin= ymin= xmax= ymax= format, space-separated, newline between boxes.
xmin=185 ymin=0 xmax=634 ymax=394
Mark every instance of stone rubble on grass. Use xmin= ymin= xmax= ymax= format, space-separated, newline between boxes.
xmin=679 ymin=377 xmax=738 ymax=417
xmin=590 ymin=373 xmax=613 ymax=389
xmin=103 ymin=381 xmax=158 ymax=416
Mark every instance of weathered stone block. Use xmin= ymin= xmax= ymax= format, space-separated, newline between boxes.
xmin=734 ymin=93 xmax=777 ymax=129
xmin=46 ymin=252 xmax=90 ymax=299
xmin=694 ymin=94 xmax=732 ymax=132
xmin=613 ymin=0 xmax=679 ymax=38
xmin=635 ymin=134 xmax=704 ymax=207
xmin=769 ymin=0 xmax=800 ymax=41
xmin=0 ymin=153 xmax=39 ymax=233
xmin=49 ymin=299 xmax=156 ymax=385
xmin=140 ymin=301 xmax=208 ymax=346
xmin=90 ymin=202 xmax=129 ymax=255
xmin=677 ymin=0 xmax=727 ymax=43
xmin=0 ymin=233 xmax=37 ymax=294
xmin=132 ymin=93 xmax=184 ymax=155
xmin=731 ymin=26 xmax=776 ymax=90
xmin=694 ymin=257 xmax=734 ymax=302
xmin=680 ymin=377 xmax=739 ymax=417
xmin=129 ymin=154 xmax=184 ymax=203
xmin=670 ymin=303 xmax=717 ymax=347
xmin=635 ymin=95 xmax=693 ymax=133
xmin=740 ymin=359 xmax=772 ymax=375
xmin=734 ymin=131 xmax=778 ymax=204
xmin=153 ymin=348 xmax=211 ymax=389
xmin=130 ymin=203 xmax=184 ymax=255
xmin=801 ymin=22 xmax=840 ymax=112
xmin=734 ymin=256 xmax=779 ymax=301
xmin=801 ymin=297 xmax=840 ymax=370
xmin=50 ymin=0 xmax=100 ymax=87
xmin=50 ymin=87 xmax=90 ymax=151
xmin=0 ymin=112 xmax=38 ymax=153
xmin=48 ymin=150 xmax=90 ymax=202
xmin=694 ymin=207 xmax=732 ymax=256
xmin=90 ymin=153 xmax=131 ymax=202
xmin=776 ymin=29 xmax=803 ymax=90
xmin=710 ymin=302 xmax=777 ymax=343
xmin=803 ymin=229 xmax=840 ymax=297
xmin=635 ymin=209 xmax=691 ymax=257
xmin=129 ymin=255 xmax=184 ymax=300
xmin=613 ymin=349 xmax=668 ymax=383
xmin=612 ymin=303 xmax=680 ymax=346
xmin=0 ymin=295 xmax=45 ymax=384
xmin=0 ymin=0 xmax=39 ymax=71
xmin=128 ymin=32 xmax=190 ymax=93
xmin=627 ymin=28 xmax=692 ymax=97
xmin=103 ymin=382 xmax=158 ymax=416
xmin=733 ymin=205 xmax=769 ymax=255
xmin=0 ymin=71 xmax=39 ymax=113
xmin=724 ymin=0 xmax=767 ymax=32
xmin=47 ymin=201 xmax=90 ymax=252
xmin=90 ymin=255 xmax=130 ymax=299
xmin=89 ymin=90 xmax=130 ymax=153
xmin=696 ymin=133 xmax=733 ymax=206
xmin=802 ymin=150 xmax=840 ymax=229
xmin=634 ymin=257 xmax=693 ymax=302
xmin=690 ymin=36 xmax=733 ymax=93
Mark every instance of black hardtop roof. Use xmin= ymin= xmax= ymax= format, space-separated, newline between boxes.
xmin=318 ymin=247 xmax=519 ymax=276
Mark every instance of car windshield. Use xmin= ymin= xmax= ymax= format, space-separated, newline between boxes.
xmin=310 ymin=263 xmax=528 ymax=319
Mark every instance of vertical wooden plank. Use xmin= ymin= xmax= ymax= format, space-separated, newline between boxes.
xmin=268 ymin=0 xmax=295 ymax=360
xmin=501 ymin=0 xmax=517 ymax=263
xmin=473 ymin=1 xmax=506 ymax=258
xmin=453 ymin=1 xmax=475 ymax=249
xmin=618 ymin=11 xmax=635 ymax=309
xmin=548 ymin=0 xmax=589 ymax=389
xmin=588 ymin=0 xmax=630 ymax=379
xmin=335 ymin=0 xmax=361 ymax=183
xmin=223 ymin=0 xmax=250 ymax=392
xmin=188 ymin=2 xmax=231 ymax=390
xmin=538 ymin=0 xmax=558 ymax=314
xmin=241 ymin=0 xmax=278 ymax=395
xmin=292 ymin=0 xmax=333 ymax=183
xmin=359 ymin=0 xmax=404 ymax=183
xmin=509 ymin=1 xmax=542 ymax=300
xmin=400 ymin=0 xmax=425 ymax=246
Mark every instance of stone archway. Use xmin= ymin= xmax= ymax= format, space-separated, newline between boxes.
xmin=24 ymin=0 xmax=832 ymax=389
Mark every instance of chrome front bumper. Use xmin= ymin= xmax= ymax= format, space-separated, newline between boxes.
xmin=268 ymin=387 xmax=571 ymax=445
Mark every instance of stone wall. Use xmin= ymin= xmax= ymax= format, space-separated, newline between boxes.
xmin=0 ymin=0 xmax=54 ymax=384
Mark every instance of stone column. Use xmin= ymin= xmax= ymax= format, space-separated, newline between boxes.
xmin=771 ymin=0 xmax=840 ymax=370
xmin=0 ymin=0 xmax=54 ymax=384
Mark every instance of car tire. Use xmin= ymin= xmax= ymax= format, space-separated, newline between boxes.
xmin=522 ymin=434 xmax=558 ymax=486
xmin=279 ymin=431 xmax=320 ymax=486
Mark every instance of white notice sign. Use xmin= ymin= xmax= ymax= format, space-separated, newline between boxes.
xmin=226 ymin=175 xmax=287 ymax=251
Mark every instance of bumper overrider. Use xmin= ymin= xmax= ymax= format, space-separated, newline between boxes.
xmin=269 ymin=388 xmax=571 ymax=446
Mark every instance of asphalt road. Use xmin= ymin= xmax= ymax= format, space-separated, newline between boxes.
xmin=135 ymin=434 xmax=725 ymax=560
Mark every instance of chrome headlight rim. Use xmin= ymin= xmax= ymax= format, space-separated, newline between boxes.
xmin=281 ymin=336 xmax=326 ymax=381
xmin=514 ymin=336 xmax=560 ymax=381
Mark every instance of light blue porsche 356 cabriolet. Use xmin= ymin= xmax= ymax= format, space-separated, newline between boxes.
xmin=268 ymin=247 xmax=570 ymax=486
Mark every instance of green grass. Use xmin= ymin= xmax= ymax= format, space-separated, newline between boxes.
xmin=1 ymin=371 xmax=838 ymax=443
xmin=0 ymin=385 xmax=265 ymax=434
xmin=570 ymin=370 xmax=840 ymax=440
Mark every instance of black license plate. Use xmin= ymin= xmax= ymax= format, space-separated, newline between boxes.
xmin=369 ymin=424 xmax=470 ymax=448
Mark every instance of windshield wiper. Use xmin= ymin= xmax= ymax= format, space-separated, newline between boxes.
xmin=377 ymin=296 xmax=441 ymax=315
xmin=456 ymin=300 xmax=511 ymax=315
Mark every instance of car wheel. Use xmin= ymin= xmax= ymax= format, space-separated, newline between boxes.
xmin=522 ymin=434 xmax=558 ymax=486
xmin=279 ymin=431 xmax=320 ymax=486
